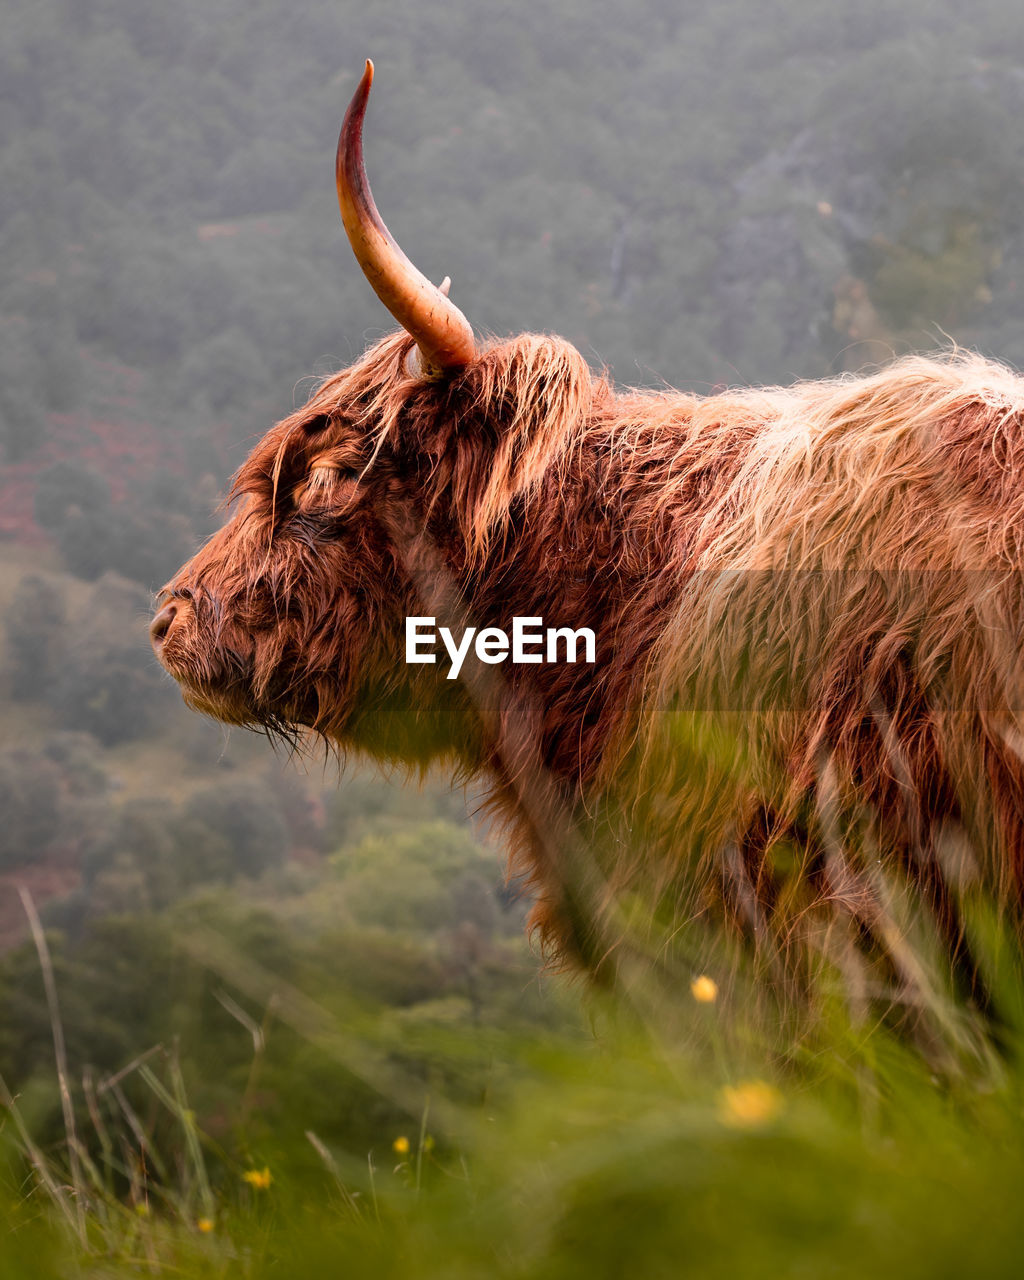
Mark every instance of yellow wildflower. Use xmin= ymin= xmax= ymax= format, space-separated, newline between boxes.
xmin=392 ymin=1135 xmax=410 ymax=1156
xmin=690 ymin=975 xmax=718 ymax=1003
xmin=242 ymin=1166 xmax=273 ymax=1190
xmin=197 ymin=1217 xmax=214 ymax=1234
xmin=134 ymin=1202 xmax=150 ymax=1218
xmin=717 ymin=1080 xmax=783 ymax=1129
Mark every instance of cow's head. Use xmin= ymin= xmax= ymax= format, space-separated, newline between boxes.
xmin=150 ymin=61 xmax=594 ymax=764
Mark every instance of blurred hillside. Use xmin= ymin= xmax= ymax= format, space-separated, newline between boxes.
xmin=5 ymin=0 xmax=1024 ymax=566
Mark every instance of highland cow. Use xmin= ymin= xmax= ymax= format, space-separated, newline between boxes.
xmin=152 ymin=63 xmax=1024 ymax=1004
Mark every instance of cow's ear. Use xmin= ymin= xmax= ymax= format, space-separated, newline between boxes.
xmin=492 ymin=334 xmax=594 ymax=454
xmin=457 ymin=335 xmax=597 ymax=557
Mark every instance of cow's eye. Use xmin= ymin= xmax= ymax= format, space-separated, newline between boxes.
xmin=309 ymin=464 xmax=340 ymax=490
xmin=298 ymin=461 xmax=358 ymax=506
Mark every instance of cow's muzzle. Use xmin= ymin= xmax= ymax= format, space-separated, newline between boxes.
xmin=149 ymin=597 xmax=191 ymax=652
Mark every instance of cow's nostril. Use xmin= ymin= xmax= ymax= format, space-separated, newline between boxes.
xmin=149 ymin=602 xmax=179 ymax=646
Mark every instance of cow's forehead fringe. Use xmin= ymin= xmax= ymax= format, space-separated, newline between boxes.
xmin=231 ymin=329 xmax=607 ymax=559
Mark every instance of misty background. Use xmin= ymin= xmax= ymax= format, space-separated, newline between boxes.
xmin=4 ymin=1 xmax=1024 ymax=1267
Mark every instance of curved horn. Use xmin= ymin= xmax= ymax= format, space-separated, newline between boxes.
xmin=337 ymin=60 xmax=476 ymax=375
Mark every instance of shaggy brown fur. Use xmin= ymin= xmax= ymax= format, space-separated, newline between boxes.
xmin=154 ymin=332 xmax=1024 ymax=999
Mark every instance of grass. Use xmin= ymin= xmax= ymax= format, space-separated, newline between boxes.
xmin=3 ymin=1016 xmax=1023 ymax=1278
xmin=3 ymin=880 xmax=1024 ymax=1279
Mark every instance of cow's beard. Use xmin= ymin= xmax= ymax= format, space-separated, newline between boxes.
xmin=177 ymin=675 xmax=321 ymax=745
xmin=170 ymin=657 xmax=321 ymax=745
xmin=157 ymin=608 xmax=327 ymax=746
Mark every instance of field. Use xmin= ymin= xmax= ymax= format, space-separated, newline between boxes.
xmin=2 ymin=757 xmax=1024 ymax=1277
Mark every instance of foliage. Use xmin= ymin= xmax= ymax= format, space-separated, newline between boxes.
xmin=3 ymin=573 xmax=66 ymax=697
xmin=0 ymin=749 xmax=62 ymax=869
xmin=330 ymin=821 xmax=502 ymax=933
xmin=1 ymin=880 xmax=1024 ymax=1278
xmin=43 ymin=573 xmax=176 ymax=744
xmin=32 ymin=461 xmax=193 ymax=587
xmin=181 ymin=780 xmax=290 ymax=881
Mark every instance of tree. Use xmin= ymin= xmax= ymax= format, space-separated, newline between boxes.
xmin=0 ymin=749 xmax=61 ymax=869
xmin=4 ymin=574 xmax=65 ymax=698
xmin=48 ymin=573 xmax=174 ymax=745
xmin=181 ymin=779 xmax=289 ymax=882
